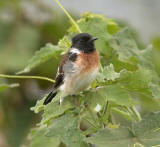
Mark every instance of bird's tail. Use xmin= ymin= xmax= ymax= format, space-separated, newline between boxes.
xmin=43 ymin=90 xmax=57 ymax=105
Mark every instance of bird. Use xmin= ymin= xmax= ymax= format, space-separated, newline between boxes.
xmin=43 ymin=33 xmax=99 ymax=105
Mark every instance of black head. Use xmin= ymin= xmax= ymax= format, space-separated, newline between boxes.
xmin=71 ymin=33 xmax=98 ymax=53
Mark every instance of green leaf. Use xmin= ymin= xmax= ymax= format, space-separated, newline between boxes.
xmin=31 ymin=93 xmax=73 ymax=124
xmin=132 ymin=112 xmax=160 ymax=146
xmin=83 ymin=89 xmax=106 ymax=111
xmin=148 ymin=83 xmax=160 ymax=99
xmin=108 ymin=28 xmax=141 ymax=72
xmin=30 ymin=98 xmax=45 ymax=113
xmin=30 ymin=125 xmax=60 ymax=147
xmin=41 ymin=98 xmax=74 ymax=124
xmin=0 ymin=83 xmax=19 ymax=92
xmin=86 ymin=112 xmax=160 ymax=147
xmin=110 ymin=54 xmax=138 ymax=72
xmin=31 ymin=91 xmax=73 ymax=115
xmin=58 ymin=35 xmax=71 ymax=52
xmin=86 ymin=128 xmax=134 ymax=147
xmin=118 ymin=69 xmax=160 ymax=110
xmin=17 ymin=43 xmax=63 ymax=74
xmin=97 ymin=64 xmax=120 ymax=82
xmin=137 ymin=45 xmax=160 ymax=82
xmin=46 ymin=114 xmax=89 ymax=147
xmin=84 ymin=83 xmax=135 ymax=111
xmin=111 ymin=107 xmax=133 ymax=121
xmin=118 ymin=69 xmax=153 ymax=96
xmin=137 ymin=45 xmax=154 ymax=70
xmin=109 ymin=28 xmax=139 ymax=62
xmin=103 ymin=84 xmax=135 ymax=106
xmin=108 ymin=28 xmax=159 ymax=76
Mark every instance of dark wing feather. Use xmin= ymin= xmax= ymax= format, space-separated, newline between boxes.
xmin=43 ymin=91 xmax=57 ymax=105
xmin=54 ymin=53 xmax=69 ymax=88
xmin=43 ymin=51 xmax=77 ymax=105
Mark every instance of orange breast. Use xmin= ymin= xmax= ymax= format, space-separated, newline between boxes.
xmin=76 ymin=50 xmax=99 ymax=72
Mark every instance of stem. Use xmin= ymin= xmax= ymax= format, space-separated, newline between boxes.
xmin=126 ymin=107 xmax=141 ymax=122
xmin=101 ymin=101 xmax=110 ymax=126
xmin=54 ymin=0 xmax=82 ymax=33
xmin=82 ymin=118 xmax=98 ymax=130
xmin=97 ymin=112 xmax=104 ymax=128
xmin=0 ymin=74 xmax=55 ymax=83
xmin=102 ymin=101 xmax=109 ymax=116
xmin=130 ymin=107 xmax=142 ymax=122
xmin=86 ymin=105 xmax=100 ymax=128
xmin=99 ymin=62 xmax=104 ymax=73
xmin=111 ymin=107 xmax=133 ymax=121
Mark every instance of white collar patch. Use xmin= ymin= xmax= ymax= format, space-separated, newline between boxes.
xmin=70 ymin=48 xmax=80 ymax=54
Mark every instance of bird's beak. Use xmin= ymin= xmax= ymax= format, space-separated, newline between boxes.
xmin=90 ymin=37 xmax=98 ymax=42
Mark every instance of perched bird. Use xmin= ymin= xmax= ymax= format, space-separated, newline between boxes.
xmin=43 ymin=33 xmax=99 ymax=105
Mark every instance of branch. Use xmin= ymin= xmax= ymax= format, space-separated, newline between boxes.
xmin=0 ymin=74 xmax=55 ymax=83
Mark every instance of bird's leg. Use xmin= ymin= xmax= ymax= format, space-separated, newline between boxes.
xmin=59 ymin=97 xmax=64 ymax=106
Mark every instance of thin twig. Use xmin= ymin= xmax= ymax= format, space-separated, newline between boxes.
xmin=130 ymin=107 xmax=141 ymax=122
xmin=85 ymin=105 xmax=100 ymax=128
xmin=54 ymin=0 xmax=82 ymax=33
xmin=126 ymin=107 xmax=141 ymax=122
xmin=101 ymin=101 xmax=110 ymax=127
xmin=102 ymin=101 xmax=109 ymax=116
xmin=82 ymin=118 xmax=99 ymax=130
xmin=0 ymin=74 xmax=55 ymax=83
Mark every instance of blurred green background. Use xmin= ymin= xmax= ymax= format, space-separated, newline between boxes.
xmin=0 ymin=0 xmax=160 ymax=147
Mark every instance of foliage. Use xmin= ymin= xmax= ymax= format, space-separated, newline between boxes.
xmin=16 ymin=12 xmax=160 ymax=147
xmin=17 ymin=44 xmax=63 ymax=74
xmin=0 ymin=0 xmax=160 ymax=146
xmin=86 ymin=112 xmax=160 ymax=147
xmin=0 ymin=83 xmax=19 ymax=92
xmin=0 ymin=1 xmax=71 ymax=146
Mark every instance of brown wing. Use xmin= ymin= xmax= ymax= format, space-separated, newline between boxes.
xmin=54 ymin=51 xmax=77 ymax=89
